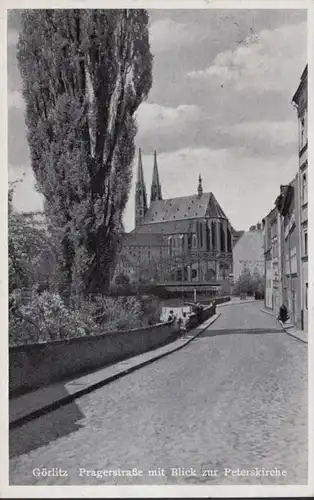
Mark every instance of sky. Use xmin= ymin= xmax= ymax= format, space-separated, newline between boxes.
xmin=7 ymin=9 xmax=307 ymax=232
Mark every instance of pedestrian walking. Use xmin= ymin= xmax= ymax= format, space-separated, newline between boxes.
xmin=167 ymin=310 xmax=175 ymax=323
xmin=196 ymin=303 xmax=203 ymax=324
xmin=180 ymin=312 xmax=189 ymax=338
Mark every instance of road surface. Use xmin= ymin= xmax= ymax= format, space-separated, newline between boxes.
xmin=9 ymin=301 xmax=308 ymax=485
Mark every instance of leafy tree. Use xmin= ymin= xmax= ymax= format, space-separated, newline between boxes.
xmin=17 ymin=9 xmax=153 ymax=301
xmin=234 ymin=266 xmax=264 ymax=295
xmin=8 ymin=181 xmax=54 ymax=293
xmin=234 ymin=267 xmax=253 ymax=295
xmin=252 ymin=268 xmax=265 ymax=295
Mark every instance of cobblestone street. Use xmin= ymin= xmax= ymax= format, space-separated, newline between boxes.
xmin=9 ymin=302 xmax=308 ymax=486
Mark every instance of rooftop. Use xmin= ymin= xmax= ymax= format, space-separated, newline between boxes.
xmin=142 ymin=192 xmax=228 ymax=225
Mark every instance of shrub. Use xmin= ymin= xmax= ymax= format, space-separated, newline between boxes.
xmin=9 ymin=289 xmax=99 ymax=346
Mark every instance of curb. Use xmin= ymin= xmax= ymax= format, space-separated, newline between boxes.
xmin=260 ymin=308 xmax=275 ymax=317
xmin=261 ymin=309 xmax=308 ymax=345
xmin=278 ymin=320 xmax=308 ymax=345
xmin=10 ymin=312 xmax=221 ymax=430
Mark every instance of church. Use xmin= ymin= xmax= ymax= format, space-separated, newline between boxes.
xmin=115 ymin=149 xmax=238 ymax=291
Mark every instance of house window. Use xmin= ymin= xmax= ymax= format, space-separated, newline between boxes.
xmin=300 ymin=117 xmax=305 ymax=148
xmin=302 ymin=173 xmax=307 ymax=204
xmin=304 ymin=232 xmax=308 ymax=256
xmin=285 ymin=252 xmax=289 ymax=276
xmin=290 ymin=247 xmax=297 ymax=274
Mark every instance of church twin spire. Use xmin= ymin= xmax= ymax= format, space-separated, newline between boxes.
xmin=150 ymin=150 xmax=163 ymax=203
xmin=135 ymin=148 xmax=148 ymax=228
xmin=135 ymin=148 xmax=163 ymax=227
xmin=135 ymin=149 xmax=203 ymax=228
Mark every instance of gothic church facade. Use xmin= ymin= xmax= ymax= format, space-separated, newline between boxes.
xmin=116 ymin=149 xmax=236 ymax=287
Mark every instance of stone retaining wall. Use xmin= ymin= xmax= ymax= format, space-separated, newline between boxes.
xmin=9 ymin=304 xmax=216 ymax=397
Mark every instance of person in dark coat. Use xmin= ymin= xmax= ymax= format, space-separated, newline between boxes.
xmin=278 ymin=304 xmax=289 ymax=323
xmin=167 ymin=310 xmax=175 ymax=323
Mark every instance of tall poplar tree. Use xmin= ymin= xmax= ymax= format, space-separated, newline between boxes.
xmin=17 ymin=9 xmax=153 ymax=299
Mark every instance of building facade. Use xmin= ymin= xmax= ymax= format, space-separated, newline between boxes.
xmin=263 ymin=208 xmax=277 ymax=310
xmin=263 ymin=180 xmax=302 ymax=327
xmin=233 ymin=223 xmax=264 ymax=283
xmin=292 ymin=65 xmax=308 ymax=331
xmin=278 ymin=178 xmax=302 ymax=328
xmin=116 ymin=149 xmax=239 ymax=291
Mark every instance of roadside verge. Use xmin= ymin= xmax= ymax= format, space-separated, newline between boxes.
xmin=10 ymin=312 xmax=221 ymax=430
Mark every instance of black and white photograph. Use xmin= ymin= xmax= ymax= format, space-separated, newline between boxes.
xmin=5 ymin=2 xmax=311 ymax=495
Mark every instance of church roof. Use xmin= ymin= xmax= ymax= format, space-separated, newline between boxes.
xmin=122 ymin=232 xmax=167 ymax=247
xmin=142 ymin=192 xmax=227 ymax=225
xmin=132 ymin=219 xmax=197 ymax=236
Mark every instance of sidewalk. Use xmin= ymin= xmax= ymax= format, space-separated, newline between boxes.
xmin=10 ymin=311 xmax=221 ymax=430
xmin=261 ymin=308 xmax=308 ymax=344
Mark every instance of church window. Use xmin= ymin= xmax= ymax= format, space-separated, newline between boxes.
xmin=206 ymin=225 xmax=211 ymax=250
xmin=200 ymin=223 xmax=203 ymax=248
xmin=188 ymin=234 xmax=192 ymax=250
xmin=180 ymin=235 xmax=184 ymax=253
xmin=227 ymin=228 xmax=232 ymax=253
xmin=193 ymin=234 xmax=197 ymax=248
xmin=211 ymin=222 xmax=216 ymax=249
xmin=220 ymin=223 xmax=225 ymax=252
xmin=168 ymin=236 xmax=172 ymax=256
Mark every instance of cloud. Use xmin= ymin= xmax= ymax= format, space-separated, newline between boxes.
xmin=136 ymin=102 xmax=202 ymax=138
xmin=123 ymin=146 xmax=298 ymax=232
xmin=8 ymin=90 xmax=25 ymax=110
xmin=187 ymin=21 xmax=307 ymax=95
xmin=150 ymin=18 xmax=200 ymax=54
xmin=218 ymin=120 xmax=298 ymax=149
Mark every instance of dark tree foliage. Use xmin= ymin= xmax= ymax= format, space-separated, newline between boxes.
xmin=17 ymin=9 xmax=153 ymax=299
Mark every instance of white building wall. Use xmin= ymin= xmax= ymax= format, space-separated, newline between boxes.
xmin=265 ymin=260 xmax=273 ymax=309
xmin=233 ymin=230 xmax=264 ymax=281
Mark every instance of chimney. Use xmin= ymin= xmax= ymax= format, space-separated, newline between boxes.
xmin=256 ymin=222 xmax=261 ymax=231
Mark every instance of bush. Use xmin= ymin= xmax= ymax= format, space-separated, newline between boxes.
xmin=9 ymin=289 xmax=100 ymax=346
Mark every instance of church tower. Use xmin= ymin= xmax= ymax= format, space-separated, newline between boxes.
xmin=135 ymin=148 xmax=148 ymax=228
xmin=150 ymin=150 xmax=163 ymax=203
